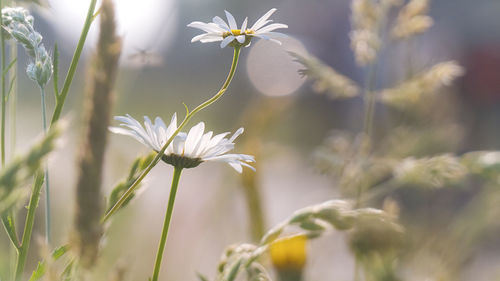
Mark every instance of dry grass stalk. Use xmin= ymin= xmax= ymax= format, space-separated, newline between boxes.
xmin=379 ymin=61 xmax=464 ymax=108
xmin=350 ymin=0 xmax=381 ymax=66
xmin=291 ymin=52 xmax=360 ymax=99
xmin=392 ymin=0 xmax=433 ymax=39
xmin=73 ymin=0 xmax=122 ymax=268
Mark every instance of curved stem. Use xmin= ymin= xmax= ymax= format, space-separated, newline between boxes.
xmin=103 ymin=47 xmax=241 ymax=222
xmin=40 ymin=87 xmax=51 ymax=245
xmin=151 ymin=167 xmax=182 ymax=281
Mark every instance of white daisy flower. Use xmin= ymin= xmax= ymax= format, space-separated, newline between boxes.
xmin=187 ymin=8 xmax=288 ymax=48
xmin=110 ymin=114 xmax=255 ymax=173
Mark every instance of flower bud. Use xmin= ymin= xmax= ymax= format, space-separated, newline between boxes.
xmin=26 ymin=45 xmax=53 ymax=88
xmin=270 ymin=235 xmax=307 ymax=281
xmin=2 ymin=6 xmax=53 ymax=87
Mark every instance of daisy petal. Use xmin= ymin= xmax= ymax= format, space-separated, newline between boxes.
xmin=252 ymin=34 xmax=283 ymax=45
xmin=187 ymin=21 xmax=225 ymax=33
xmin=109 ymin=127 xmax=143 ymax=142
xmin=172 ymin=133 xmax=186 ymax=155
xmin=184 ymin=122 xmax=205 ymax=156
xmin=251 ymin=8 xmax=277 ymax=30
xmin=229 ymin=128 xmax=244 ymax=142
xmin=257 ymin=31 xmax=288 ymax=38
xmin=241 ymin=17 xmax=248 ymax=32
xmin=256 ymin=23 xmax=288 ymax=33
xmin=220 ymin=35 xmax=234 ymax=48
xmin=165 ymin=113 xmax=177 ymax=139
xmin=200 ymin=36 xmax=224 ymax=43
xmin=225 ymin=10 xmax=238 ymax=30
xmin=240 ymin=162 xmax=256 ymax=171
xmin=236 ymin=35 xmax=245 ymax=43
xmin=195 ymin=131 xmax=214 ymax=156
xmin=229 ymin=162 xmax=243 ymax=173
xmin=212 ymin=16 xmax=230 ymax=31
xmin=191 ymin=33 xmax=209 ymax=43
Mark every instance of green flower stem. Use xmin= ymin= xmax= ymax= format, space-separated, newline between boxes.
xmin=151 ymin=166 xmax=182 ymax=281
xmin=14 ymin=1 xmax=97 ymax=279
xmin=40 ymin=87 xmax=51 ymax=245
xmin=103 ymin=47 xmax=241 ymax=222
xmin=1 ymin=0 xmax=7 ymax=166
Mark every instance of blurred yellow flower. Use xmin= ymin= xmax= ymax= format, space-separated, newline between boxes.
xmin=269 ymin=235 xmax=307 ymax=271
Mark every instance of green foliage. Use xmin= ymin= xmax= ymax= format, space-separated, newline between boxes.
xmin=28 ymin=262 xmax=46 ymax=281
xmin=28 ymin=245 xmax=70 ymax=281
xmin=106 ymin=152 xmax=156 ymax=215
xmin=0 ymin=122 xmax=61 ymax=213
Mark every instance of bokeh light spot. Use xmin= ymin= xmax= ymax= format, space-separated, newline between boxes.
xmin=246 ymin=37 xmax=307 ymax=97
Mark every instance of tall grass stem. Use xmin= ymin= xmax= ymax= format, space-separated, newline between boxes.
xmin=74 ymin=0 xmax=121 ymax=267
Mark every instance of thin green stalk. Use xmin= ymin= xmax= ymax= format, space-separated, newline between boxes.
xmin=9 ymin=35 xmax=17 ymax=157
xmin=7 ymin=2 xmax=19 ymax=277
xmin=1 ymin=0 xmax=7 ymax=166
xmin=15 ymin=171 xmax=44 ymax=281
xmin=50 ymin=0 xmax=98 ymax=126
xmin=40 ymin=86 xmax=51 ymax=245
xmin=103 ymin=47 xmax=241 ymax=222
xmin=151 ymin=167 xmax=182 ymax=281
xmin=14 ymin=1 xmax=97 ymax=278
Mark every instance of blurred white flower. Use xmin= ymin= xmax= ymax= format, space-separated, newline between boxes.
xmin=110 ymin=114 xmax=255 ymax=172
xmin=188 ymin=8 xmax=288 ymax=48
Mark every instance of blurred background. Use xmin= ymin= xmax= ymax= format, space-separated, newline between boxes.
xmin=1 ymin=0 xmax=500 ymax=280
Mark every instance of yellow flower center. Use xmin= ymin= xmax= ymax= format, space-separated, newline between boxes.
xmin=222 ymin=29 xmax=255 ymax=38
